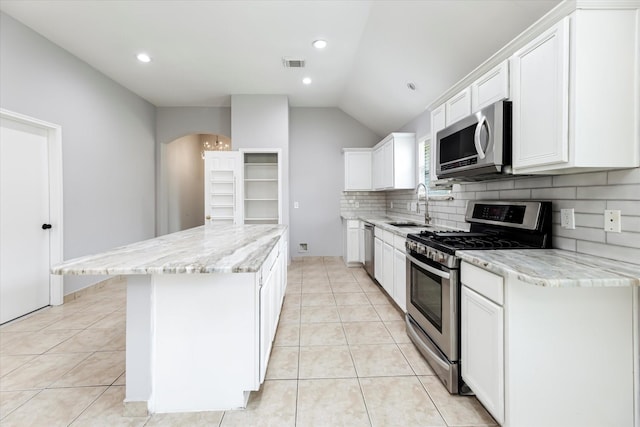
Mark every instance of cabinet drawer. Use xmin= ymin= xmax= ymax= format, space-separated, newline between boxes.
xmin=383 ymin=230 xmax=394 ymax=245
xmin=393 ymin=234 xmax=406 ymax=251
xmin=461 ymin=262 xmax=504 ymax=305
xmin=374 ymin=227 xmax=383 ymax=238
xmin=346 ymin=220 xmax=359 ymax=229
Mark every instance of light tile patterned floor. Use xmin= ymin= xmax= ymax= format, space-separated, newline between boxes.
xmin=0 ymin=257 xmax=497 ymax=426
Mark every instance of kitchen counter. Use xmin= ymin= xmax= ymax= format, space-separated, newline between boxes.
xmin=52 ymin=224 xmax=287 ymax=275
xmin=457 ymin=249 xmax=640 ymax=287
xmin=52 ymin=224 xmax=288 ymax=415
xmin=341 ymin=215 xmax=447 ymax=237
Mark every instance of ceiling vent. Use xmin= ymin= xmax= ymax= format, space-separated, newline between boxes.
xmin=282 ymin=57 xmax=306 ymax=68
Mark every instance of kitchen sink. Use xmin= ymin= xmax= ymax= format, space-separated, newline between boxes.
xmin=386 ymin=222 xmax=426 ymax=227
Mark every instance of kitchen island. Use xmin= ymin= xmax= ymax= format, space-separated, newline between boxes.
xmin=53 ymin=224 xmax=288 ymax=415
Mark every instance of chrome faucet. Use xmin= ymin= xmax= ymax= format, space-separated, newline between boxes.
xmin=415 ymin=182 xmax=431 ymax=224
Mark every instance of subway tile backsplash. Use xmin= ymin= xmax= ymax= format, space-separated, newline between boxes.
xmin=341 ymin=168 xmax=640 ymax=264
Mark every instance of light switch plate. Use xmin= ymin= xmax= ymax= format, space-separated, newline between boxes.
xmin=294 ymin=201 xmax=299 ymax=209
xmin=560 ymin=208 xmax=575 ymax=229
xmin=604 ymin=210 xmax=621 ymax=233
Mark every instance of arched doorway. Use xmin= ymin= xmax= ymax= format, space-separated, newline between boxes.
xmin=159 ymin=133 xmax=231 ymax=234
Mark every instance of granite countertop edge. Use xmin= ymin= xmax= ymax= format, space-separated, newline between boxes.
xmin=457 ymin=249 xmax=640 ymax=288
xmin=52 ymin=224 xmax=288 ymax=275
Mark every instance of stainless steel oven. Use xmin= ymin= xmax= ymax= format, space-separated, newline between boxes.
xmin=405 ymin=200 xmax=552 ymax=395
xmin=405 ymin=251 xmax=463 ymax=394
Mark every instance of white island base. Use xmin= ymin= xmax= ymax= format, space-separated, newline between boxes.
xmin=125 ymin=272 xmax=270 ymax=414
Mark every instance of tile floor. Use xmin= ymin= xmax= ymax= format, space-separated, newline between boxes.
xmin=0 ymin=257 xmax=496 ymax=426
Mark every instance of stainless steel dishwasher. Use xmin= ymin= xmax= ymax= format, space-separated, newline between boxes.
xmin=363 ymin=222 xmax=375 ymax=279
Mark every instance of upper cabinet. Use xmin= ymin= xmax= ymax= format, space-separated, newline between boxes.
xmin=445 ymin=88 xmax=472 ymax=126
xmin=343 ymin=149 xmax=372 ymax=191
xmin=471 ymin=61 xmax=509 ymax=112
xmin=372 ymin=133 xmax=416 ymax=190
xmin=511 ymin=10 xmax=639 ymax=174
xmin=430 ymin=105 xmax=447 ymax=185
xmin=428 ymin=2 xmax=639 ymax=177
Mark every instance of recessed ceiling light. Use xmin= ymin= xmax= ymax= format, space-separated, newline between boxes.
xmin=302 ymin=77 xmax=312 ymax=85
xmin=136 ymin=53 xmax=152 ymax=63
xmin=407 ymin=82 xmax=416 ymax=91
xmin=312 ymin=39 xmax=327 ymax=49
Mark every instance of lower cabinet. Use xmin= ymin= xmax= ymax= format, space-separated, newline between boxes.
xmin=374 ymin=236 xmax=383 ymax=283
xmin=461 ymin=285 xmax=504 ymax=425
xmin=393 ymin=247 xmax=407 ymax=312
xmin=342 ymin=219 xmax=360 ymax=266
xmin=460 ymin=260 xmax=635 ymax=426
xmin=258 ymin=238 xmax=286 ymax=383
xmin=382 ymin=242 xmax=394 ymax=297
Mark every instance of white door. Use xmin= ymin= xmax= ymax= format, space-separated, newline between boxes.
xmin=0 ymin=117 xmax=51 ymax=323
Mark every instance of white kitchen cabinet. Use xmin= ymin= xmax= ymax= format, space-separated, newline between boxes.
xmin=343 ymin=149 xmax=372 ymax=191
xmin=430 ymin=104 xmax=447 ymax=185
xmin=358 ymin=222 xmax=365 ymax=264
xmin=471 ymin=61 xmax=509 ymax=112
xmin=393 ymin=247 xmax=407 ymax=312
xmin=372 ymin=145 xmax=384 ymax=190
xmin=372 ymin=133 xmax=416 ymax=190
xmin=461 ymin=284 xmax=504 ymax=425
xmin=259 ymin=236 xmax=286 ymax=383
xmin=374 ymin=236 xmax=383 ymax=283
xmin=460 ymin=260 xmax=635 ymax=426
xmin=511 ymin=10 xmax=639 ymax=174
xmin=342 ymin=219 xmax=360 ymax=267
xmin=204 ymin=151 xmax=242 ymax=224
xmin=445 ymin=88 xmax=471 ymax=126
xmin=382 ymin=241 xmax=394 ymax=297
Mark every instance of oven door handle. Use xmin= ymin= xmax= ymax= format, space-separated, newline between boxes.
xmin=406 ymin=253 xmax=450 ymax=279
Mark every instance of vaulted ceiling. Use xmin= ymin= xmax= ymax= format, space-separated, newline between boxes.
xmin=0 ymin=0 xmax=560 ymax=136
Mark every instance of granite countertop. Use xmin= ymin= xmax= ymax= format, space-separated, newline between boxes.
xmin=52 ymin=224 xmax=287 ymax=275
xmin=341 ymin=215 xmax=447 ymax=237
xmin=457 ymin=249 xmax=640 ymax=288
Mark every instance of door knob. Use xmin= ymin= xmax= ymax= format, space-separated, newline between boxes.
xmin=42 ymin=224 xmax=52 ymax=230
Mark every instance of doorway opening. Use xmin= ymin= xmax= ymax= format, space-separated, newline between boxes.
xmin=159 ymin=133 xmax=231 ymax=235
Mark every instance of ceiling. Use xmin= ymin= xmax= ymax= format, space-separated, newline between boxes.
xmin=0 ymin=0 xmax=561 ymax=137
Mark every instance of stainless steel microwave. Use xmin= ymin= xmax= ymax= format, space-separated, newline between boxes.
xmin=436 ymin=100 xmax=511 ymax=180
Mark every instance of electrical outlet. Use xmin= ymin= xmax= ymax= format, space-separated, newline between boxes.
xmin=294 ymin=201 xmax=299 ymax=209
xmin=410 ymin=202 xmax=417 ymax=212
xmin=355 ymin=201 xmax=359 ymax=208
xmin=560 ymin=208 xmax=575 ymax=229
xmin=390 ymin=202 xmax=393 ymax=209
xmin=604 ymin=210 xmax=621 ymax=233
xmin=406 ymin=202 xmax=410 ymax=210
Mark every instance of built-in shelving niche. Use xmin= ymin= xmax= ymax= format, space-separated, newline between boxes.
xmin=243 ymin=152 xmax=279 ymax=224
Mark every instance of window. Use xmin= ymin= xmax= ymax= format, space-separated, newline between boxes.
xmin=418 ymin=136 xmax=450 ymax=195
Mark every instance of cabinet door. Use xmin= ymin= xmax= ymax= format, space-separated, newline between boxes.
xmin=382 ymin=242 xmax=394 ymax=297
xmin=430 ymin=105 xmax=446 ymax=184
xmin=393 ymin=248 xmax=407 ymax=312
xmin=471 ymin=61 xmax=509 ymax=112
xmin=461 ymin=286 xmax=504 ymax=425
xmin=358 ymin=228 xmax=365 ymax=264
xmin=445 ymin=88 xmax=471 ymax=126
xmin=346 ymin=227 xmax=359 ymax=264
xmin=374 ymin=237 xmax=383 ymax=282
xmin=372 ymin=146 xmax=385 ymax=190
xmin=382 ymin=140 xmax=394 ymax=189
xmin=344 ymin=150 xmax=372 ymax=191
xmin=511 ymin=18 xmax=569 ymax=170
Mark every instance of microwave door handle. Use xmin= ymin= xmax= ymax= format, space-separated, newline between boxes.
xmin=474 ymin=116 xmax=489 ymax=159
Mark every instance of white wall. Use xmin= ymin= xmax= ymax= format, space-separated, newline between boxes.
xmin=166 ymin=135 xmax=204 ymax=233
xmin=0 ymin=12 xmax=156 ymax=295
xmin=290 ymin=107 xmax=379 ymax=257
xmin=231 ymin=95 xmax=290 ymax=227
